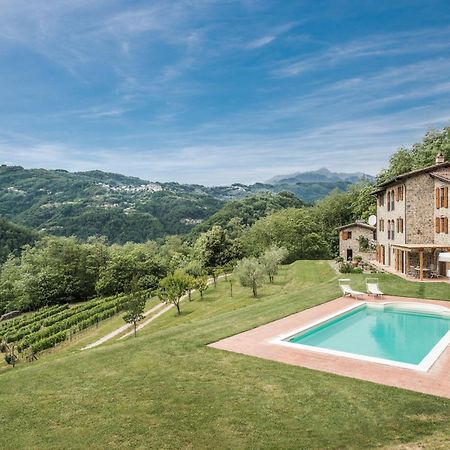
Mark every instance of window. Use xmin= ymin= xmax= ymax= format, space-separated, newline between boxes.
xmin=341 ymin=230 xmax=352 ymax=240
xmin=436 ymin=186 xmax=449 ymax=209
xmin=387 ymin=220 xmax=393 ymax=240
xmin=435 ymin=217 xmax=449 ymax=234
xmin=387 ymin=192 xmax=391 ymax=211
xmin=390 ymin=190 xmax=395 ymax=211
xmin=397 ymin=185 xmax=404 ymax=201
xmin=378 ymin=194 xmax=385 ymax=207
xmin=396 ymin=217 xmax=404 ymax=233
xmin=379 ymin=219 xmax=384 ymax=232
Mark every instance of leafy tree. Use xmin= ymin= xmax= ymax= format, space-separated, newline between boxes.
xmin=235 ymin=257 xmax=265 ymax=297
xmin=242 ymin=208 xmax=329 ymax=262
xmin=195 ymin=225 xmax=241 ymax=274
xmin=377 ymin=126 xmax=450 ymax=183
xmin=156 ymin=271 xmax=191 ymax=315
xmin=183 ymin=260 xmax=206 ymax=278
xmin=96 ymin=242 xmax=165 ymax=296
xmin=193 ymin=192 xmax=304 ymax=236
xmin=194 ymin=275 xmax=209 ymax=299
xmin=122 ymin=277 xmax=147 ymax=338
xmin=184 ymin=274 xmax=197 ymax=301
xmin=259 ymin=246 xmax=288 ymax=283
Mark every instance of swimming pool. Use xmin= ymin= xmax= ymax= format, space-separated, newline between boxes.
xmin=276 ymin=303 xmax=450 ymax=371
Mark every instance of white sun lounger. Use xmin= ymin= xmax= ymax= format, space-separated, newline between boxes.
xmin=366 ymin=278 xmax=384 ymax=297
xmin=338 ymin=279 xmax=365 ymax=299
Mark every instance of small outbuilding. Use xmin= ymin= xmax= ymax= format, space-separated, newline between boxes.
xmin=336 ymin=221 xmax=376 ymax=261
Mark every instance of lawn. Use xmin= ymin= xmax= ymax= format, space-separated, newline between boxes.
xmin=0 ymin=261 xmax=449 ymax=450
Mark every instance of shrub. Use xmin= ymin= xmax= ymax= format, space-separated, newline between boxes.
xmin=339 ymin=262 xmax=353 ymax=273
xmin=352 ymin=267 xmax=363 ymax=274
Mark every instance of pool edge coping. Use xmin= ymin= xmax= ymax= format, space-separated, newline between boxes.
xmin=269 ymin=301 xmax=450 ymax=372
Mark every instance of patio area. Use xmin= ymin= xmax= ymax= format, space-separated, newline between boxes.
xmin=374 ymin=244 xmax=450 ymax=282
xmin=371 ymin=259 xmax=449 ymax=283
xmin=209 ymin=295 xmax=450 ymax=399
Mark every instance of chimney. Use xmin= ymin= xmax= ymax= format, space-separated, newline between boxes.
xmin=436 ymin=152 xmax=445 ymax=164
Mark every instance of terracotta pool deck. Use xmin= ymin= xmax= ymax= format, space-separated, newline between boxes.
xmin=209 ymin=295 xmax=450 ymax=399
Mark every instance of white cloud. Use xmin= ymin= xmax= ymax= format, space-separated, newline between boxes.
xmin=247 ymin=35 xmax=275 ymax=49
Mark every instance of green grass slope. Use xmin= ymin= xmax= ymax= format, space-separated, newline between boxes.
xmin=0 ymin=261 xmax=449 ymax=450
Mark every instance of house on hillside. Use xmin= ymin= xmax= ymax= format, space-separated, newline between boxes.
xmin=337 ymin=221 xmax=376 ymax=261
xmin=373 ymin=153 xmax=450 ymax=280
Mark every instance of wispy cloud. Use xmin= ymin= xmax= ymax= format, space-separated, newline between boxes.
xmin=0 ymin=2 xmax=450 ymax=185
xmin=247 ymin=35 xmax=275 ymax=49
xmin=274 ymin=27 xmax=450 ymax=77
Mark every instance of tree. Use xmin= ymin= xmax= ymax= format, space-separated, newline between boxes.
xmin=195 ymin=225 xmax=241 ymax=275
xmin=184 ymin=274 xmax=197 ymax=301
xmin=156 ymin=271 xmax=191 ymax=315
xmin=377 ymin=126 xmax=450 ymax=183
xmin=259 ymin=246 xmax=288 ymax=283
xmin=194 ymin=275 xmax=209 ymax=299
xmin=242 ymin=208 xmax=330 ymax=262
xmin=122 ymin=277 xmax=147 ymax=337
xmin=3 ymin=342 xmax=18 ymax=368
xmin=235 ymin=257 xmax=265 ymax=297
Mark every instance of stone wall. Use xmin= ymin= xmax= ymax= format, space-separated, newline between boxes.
xmin=339 ymin=225 xmax=375 ymax=261
xmin=405 ymin=173 xmax=435 ymax=244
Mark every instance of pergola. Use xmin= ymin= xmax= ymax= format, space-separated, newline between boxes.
xmin=391 ymin=244 xmax=450 ymax=281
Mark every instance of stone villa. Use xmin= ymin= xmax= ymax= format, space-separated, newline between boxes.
xmin=337 ymin=221 xmax=376 ymax=262
xmin=373 ymin=153 xmax=450 ymax=280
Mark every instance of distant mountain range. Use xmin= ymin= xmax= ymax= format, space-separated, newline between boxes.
xmin=0 ymin=165 xmax=371 ymax=243
xmin=266 ymin=167 xmax=375 ymax=185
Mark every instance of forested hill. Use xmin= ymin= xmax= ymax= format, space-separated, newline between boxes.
xmin=0 ymin=218 xmax=38 ymax=263
xmin=0 ymin=165 xmax=224 ymax=243
xmin=0 ymin=165 xmax=354 ymax=243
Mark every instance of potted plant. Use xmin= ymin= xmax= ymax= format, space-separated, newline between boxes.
xmin=353 ymin=255 xmax=363 ymax=267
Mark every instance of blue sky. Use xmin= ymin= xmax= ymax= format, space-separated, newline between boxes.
xmin=0 ymin=0 xmax=450 ymax=185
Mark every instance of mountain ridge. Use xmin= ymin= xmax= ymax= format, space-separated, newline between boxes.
xmin=0 ymin=165 xmax=363 ymax=243
xmin=266 ymin=167 xmax=375 ymax=185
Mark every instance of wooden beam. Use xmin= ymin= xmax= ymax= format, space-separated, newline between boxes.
xmin=405 ymin=251 xmax=410 ymax=274
xmin=419 ymin=248 xmax=424 ymax=281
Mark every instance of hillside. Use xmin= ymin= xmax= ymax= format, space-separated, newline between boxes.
xmin=0 ymin=165 xmax=355 ymax=243
xmin=0 ymin=262 xmax=449 ymax=449
xmin=193 ymin=191 xmax=304 ymax=235
xmin=0 ymin=218 xmax=39 ymax=262
xmin=0 ymin=165 xmax=223 ymax=243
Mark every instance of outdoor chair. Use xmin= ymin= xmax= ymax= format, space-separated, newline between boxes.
xmin=365 ymin=278 xmax=384 ymax=297
xmin=409 ymin=266 xmax=418 ymax=278
xmin=338 ymin=279 xmax=365 ymax=300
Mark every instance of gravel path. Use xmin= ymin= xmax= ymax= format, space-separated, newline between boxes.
xmin=81 ymin=302 xmax=166 ymax=350
xmin=118 ymin=303 xmax=174 ymax=340
xmin=82 ymin=275 xmax=226 ymax=350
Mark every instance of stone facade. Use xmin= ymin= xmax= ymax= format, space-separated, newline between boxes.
xmin=374 ymin=157 xmax=450 ymax=277
xmin=337 ymin=223 xmax=376 ymax=261
xmin=405 ymin=173 xmax=435 ymax=244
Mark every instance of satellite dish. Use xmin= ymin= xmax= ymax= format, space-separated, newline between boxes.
xmin=368 ymin=215 xmax=377 ymax=226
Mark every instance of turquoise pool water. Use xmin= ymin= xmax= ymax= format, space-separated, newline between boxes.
xmin=286 ymin=304 xmax=450 ymax=365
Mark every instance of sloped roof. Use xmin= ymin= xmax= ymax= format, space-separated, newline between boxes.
xmin=372 ymin=161 xmax=450 ymax=194
xmin=336 ymin=222 xmax=376 ymax=231
xmin=430 ymin=172 xmax=450 ymax=183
